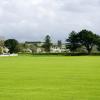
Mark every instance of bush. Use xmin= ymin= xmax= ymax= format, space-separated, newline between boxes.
xmin=19 ymin=52 xmax=100 ymax=56
xmin=0 ymin=47 xmax=3 ymax=54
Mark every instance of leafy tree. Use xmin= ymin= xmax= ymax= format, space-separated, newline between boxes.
xmin=66 ymin=31 xmax=80 ymax=53
xmin=29 ymin=44 xmax=37 ymax=53
xmin=0 ymin=40 xmax=4 ymax=54
xmin=78 ymin=30 xmax=97 ymax=54
xmin=0 ymin=40 xmax=4 ymax=47
xmin=0 ymin=47 xmax=3 ymax=54
xmin=43 ymin=35 xmax=52 ymax=52
xmin=58 ymin=40 xmax=62 ymax=48
xmin=96 ymin=36 xmax=100 ymax=51
xmin=4 ymin=39 xmax=19 ymax=54
xmin=15 ymin=43 xmax=25 ymax=53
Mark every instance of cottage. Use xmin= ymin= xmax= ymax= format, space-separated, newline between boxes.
xmin=25 ymin=41 xmax=66 ymax=53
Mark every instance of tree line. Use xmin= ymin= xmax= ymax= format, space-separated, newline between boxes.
xmin=0 ymin=29 xmax=100 ymax=55
xmin=67 ymin=29 xmax=100 ymax=54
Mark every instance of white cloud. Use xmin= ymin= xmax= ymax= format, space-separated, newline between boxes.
xmin=0 ymin=0 xmax=100 ymax=42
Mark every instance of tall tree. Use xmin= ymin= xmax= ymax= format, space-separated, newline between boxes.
xmin=0 ymin=40 xmax=4 ymax=47
xmin=4 ymin=39 xmax=19 ymax=54
xmin=0 ymin=47 xmax=3 ymax=54
xmin=43 ymin=35 xmax=51 ymax=52
xmin=29 ymin=44 xmax=37 ymax=53
xmin=0 ymin=40 xmax=4 ymax=54
xmin=95 ymin=35 xmax=100 ymax=51
xmin=78 ymin=30 xmax=97 ymax=54
xmin=66 ymin=31 xmax=80 ymax=53
xmin=58 ymin=40 xmax=62 ymax=48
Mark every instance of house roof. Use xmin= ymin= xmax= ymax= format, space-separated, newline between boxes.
xmin=25 ymin=41 xmax=45 ymax=44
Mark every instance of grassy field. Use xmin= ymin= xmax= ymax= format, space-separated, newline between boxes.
xmin=0 ymin=56 xmax=100 ymax=100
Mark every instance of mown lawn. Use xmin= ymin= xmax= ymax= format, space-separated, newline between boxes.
xmin=0 ymin=56 xmax=100 ymax=100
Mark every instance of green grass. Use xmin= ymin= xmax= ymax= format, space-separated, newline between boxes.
xmin=0 ymin=56 xmax=100 ymax=100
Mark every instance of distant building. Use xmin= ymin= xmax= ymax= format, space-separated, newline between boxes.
xmin=25 ymin=41 xmax=66 ymax=53
xmin=50 ymin=43 xmax=66 ymax=53
xmin=25 ymin=41 xmax=45 ymax=47
xmin=25 ymin=41 xmax=45 ymax=53
xmin=0 ymin=46 xmax=9 ymax=54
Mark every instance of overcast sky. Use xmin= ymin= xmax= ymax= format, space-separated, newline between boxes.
xmin=0 ymin=0 xmax=100 ymax=42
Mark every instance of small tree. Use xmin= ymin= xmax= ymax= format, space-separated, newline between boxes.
xmin=15 ymin=43 xmax=25 ymax=53
xmin=43 ymin=35 xmax=52 ymax=52
xmin=29 ymin=44 xmax=37 ymax=53
xmin=4 ymin=39 xmax=19 ymax=54
xmin=96 ymin=36 xmax=100 ymax=51
xmin=58 ymin=40 xmax=62 ymax=48
xmin=0 ymin=47 xmax=3 ymax=54
xmin=0 ymin=40 xmax=4 ymax=54
xmin=0 ymin=40 xmax=4 ymax=47
xmin=66 ymin=31 xmax=80 ymax=53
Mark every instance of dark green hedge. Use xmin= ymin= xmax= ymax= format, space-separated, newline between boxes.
xmin=32 ymin=53 xmax=100 ymax=56
xmin=19 ymin=52 xmax=100 ymax=56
